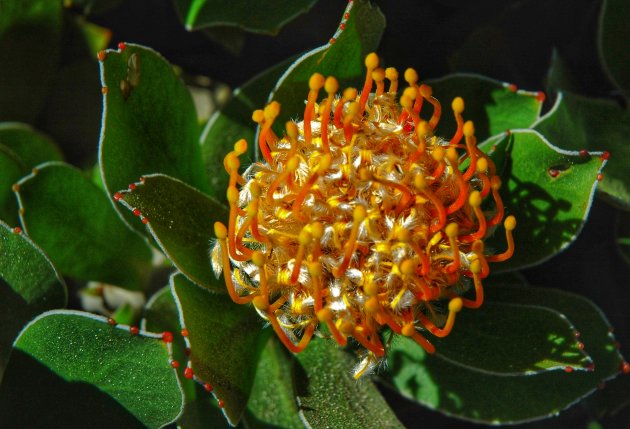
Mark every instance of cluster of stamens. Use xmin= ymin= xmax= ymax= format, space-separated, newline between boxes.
xmin=212 ymin=53 xmax=516 ymax=377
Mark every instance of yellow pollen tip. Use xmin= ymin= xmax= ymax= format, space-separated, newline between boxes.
xmin=452 ymin=97 xmax=465 ymax=113
xmin=470 ymin=259 xmax=482 ymax=274
xmin=253 ymin=295 xmax=268 ymax=311
xmin=365 ymin=52 xmax=379 ymax=70
xmin=417 ymin=121 xmax=431 ymax=137
xmin=318 ymin=153 xmax=332 ymax=173
xmin=309 ymin=73 xmax=325 ymax=90
xmin=339 ymin=321 xmax=354 ymax=336
xmin=400 ymin=259 xmax=416 ymax=275
xmin=343 ymin=87 xmax=358 ymax=100
xmin=432 ymin=146 xmax=445 ymax=162
xmin=476 ymin=157 xmax=488 ymax=172
xmin=385 ymin=67 xmax=398 ymax=80
xmin=252 ymin=109 xmax=264 ymax=123
xmin=251 ymin=251 xmax=266 ymax=267
xmin=234 ymin=139 xmax=248 ymax=154
xmin=414 ymin=174 xmax=428 ymax=190
xmin=469 ymin=190 xmax=482 ymax=207
xmin=353 ymin=205 xmax=367 ymax=222
xmin=400 ymin=95 xmax=413 ymax=109
xmin=264 ymin=101 xmax=280 ymax=120
xmin=445 ymin=222 xmax=459 ymax=238
xmin=472 ymin=240 xmax=485 ymax=253
xmin=225 ymin=153 xmax=240 ymax=171
xmin=491 ymin=176 xmax=502 ymax=190
xmin=325 ymin=76 xmax=339 ymax=95
xmin=364 ymin=281 xmax=379 ymax=297
xmin=419 ymin=84 xmax=432 ymax=98
xmin=310 ymin=222 xmax=324 ymax=239
xmin=308 ymin=261 xmax=322 ymax=277
xmin=449 ymin=297 xmax=464 ymax=313
xmin=286 ymin=121 xmax=298 ymax=139
xmin=214 ymin=222 xmax=228 ymax=239
xmin=365 ymin=297 xmax=379 ymax=313
xmin=403 ymin=86 xmax=417 ymax=100
xmin=404 ymin=68 xmax=418 ymax=85
xmin=227 ymin=186 xmax=239 ymax=204
xmin=446 ymin=147 xmax=459 ymax=164
xmin=372 ymin=68 xmax=385 ymax=82
xmin=504 ymin=215 xmax=517 ymax=231
xmin=286 ymin=156 xmax=300 ymax=171
xmin=401 ymin=323 xmax=416 ymax=337
xmin=298 ymin=229 xmax=313 ymax=246
xmin=463 ymin=120 xmax=475 ymax=137
xmin=317 ymin=308 xmax=334 ymax=323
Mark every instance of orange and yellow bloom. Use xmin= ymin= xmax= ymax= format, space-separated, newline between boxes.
xmin=212 ymin=53 xmax=515 ymax=377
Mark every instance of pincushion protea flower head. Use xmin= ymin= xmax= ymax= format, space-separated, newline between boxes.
xmin=212 ymin=53 xmax=516 ymax=377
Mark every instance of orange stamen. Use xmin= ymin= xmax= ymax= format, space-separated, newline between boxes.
xmin=487 ymin=216 xmax=516 ymax=262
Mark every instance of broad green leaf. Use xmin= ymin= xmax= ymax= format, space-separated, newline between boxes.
xmin=599 ymin=0 xmax=630 ymax=99
xmin=0 ymin=221 xmax=66 ymax=382
xmin=269 ymin=0 xmax=385 ymax=139
xmin=387 ymin=285 xmax=625 ymax=424
xmin=143 ymin=285 xmax=234 ymax=429
xmin=0 ymin=144 xmax=24 ymax=224
xmin=0 ymin=122 xmax=63 ymax=168
xmin=534 ymin=91 xmax=630 ymax=209
xmin=99 ymin=43 xmax=209 ymax=233
xmin=201 ymin=56 xmax=293 ymax=198
xmin=434 ymin=302 xmax=591 ymax=375
xmin=15 ymin=162 xmax=152 ymax=290
xmin=424 ymin=74 xmax=543 ymax=143
xmin=0 ymin=0 xmax=62 ymax=123
xmin=175 ymin=0 xmax=318 ymax=34
xmin=481 ymin=130 xmax=606 ymax=271
xmin=0 ymin=311 xmax=183 ymax=428
xmin=118 ymin=174 xmax=228 ymax=291
xmin=246 ymin=337 xmax=304 ymax=429
xmin=294 ymin=337 xmax=404 ymax=429
xmin=171 ymin=272 xmax=268 ymax=426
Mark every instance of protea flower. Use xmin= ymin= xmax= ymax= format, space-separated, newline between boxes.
xmin=212 ymin=53 xmax=516 ymax=377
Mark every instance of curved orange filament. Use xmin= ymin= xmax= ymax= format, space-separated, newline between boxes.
xmin=227 ymin=187 xmax=251 ymax=262
xmin=290 ymin=229 xmax=312 ymax=284
xmin=445 ymin=223 xmax=460 ymax=273
xmin=215 ymin=222 xmax=255 ymax=304
xmin=333 ymin=87 xmax=357 ymax=129
xmin=259 ymin=103 xmax=280 ymax=164
xmin=373 ymin=68 xmax=385 ymax=97
xmin=413 ymin=331 xmax=436 ymax=353
xmin=472 ymin=240 xmax=490 ymax=279
xmin=359 ymin=53 xmax=379 ymax=115
xmin=333 ymin=206 xmax=366 ymax=278
xmin=461 ymin=261 xmax=484 ymax=308
xmin=420 ymin=84 xmax=442 ymax=130
xmin=373 ymin=175 xmax=413 ymax=215
xmin=267 ymin=156 xmax=299 ymax=200
xmin=487 ymin=216 xmax=516 ymax=262
xmin=353 ymin=326 xmax=385 ymax=357
xmin=450 ymin=97 xmax=465 ymax=147
xmin=304 ymin=74 xmax=325 ymax=146
xmin=415 ymin=176 xmax=447 ymax=233
xmin=445 ymin=149 xmax=468 ymax=215
xmin=418 ymin=298 xmax=462 ymax=338
xmin=268 ymin=315 xmax=315 ymax=353
xmin=235 ymin=204 xmax=256 ymax=258
xmin=460 ymin=192 xmax=487 ymax=243
xmin=292 ymin=154 xmax=331 ymax=221
xmin=488 ymin=176 xmax=505 ymax=227
xmin=269 ymin=295 xmax=288 ymax=313
xmin=462 ymin=135 xmax=479 ymax=182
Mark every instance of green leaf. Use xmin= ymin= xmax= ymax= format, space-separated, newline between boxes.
xmin=599 ymin=0 xmax=630 ymax=99
xmin=200 ymin=56 xmax=294 ymax=199
xmin=0 ymin=0 xmax=63 ymax=123
xmin=143 ymin=285 xmax=235 ymax=429
xmin=481 ymin=130 xmax=606 ymax=271
xmin=99 ymin=43 xmax=209 ymax=233
xmin=175 ymin=0 xmax=318 ymax=34
xmin=386 ymin=285 xmax=625 ymax=424
xmin=171 ymin=272 xmax=267 ymax=425
xmin=534 ymin=91 xmax=630 ymax=209
xmin=118 ymin=174 xmax=228 ymax=291
xmin=0 ymin=144 xmax=24 ymax=224
xmin=15 ymin=162 xmax=152 ymax=290
xmin=434 ymin=302 xmax=591 ymax=375
xmin=269 ymin=0 xmax=385 ymax=138
xmin=0 ymin=311 xmax=183 ymax=428
xmin=0 ymin=122 xmax=63 ymax=169
xmin=294 ymin=337 xmax=404 ymax=429
xmin=0 ymin=221 xmax=66 ymax=382
xmin=425 ymin=74 xmax=543 ymax=143
xmin=246 ymin=337 xmax=304 ymax=429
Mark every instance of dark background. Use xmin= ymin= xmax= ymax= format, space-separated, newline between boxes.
xmin=86 ymin=0 xmax=630 ymax=427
